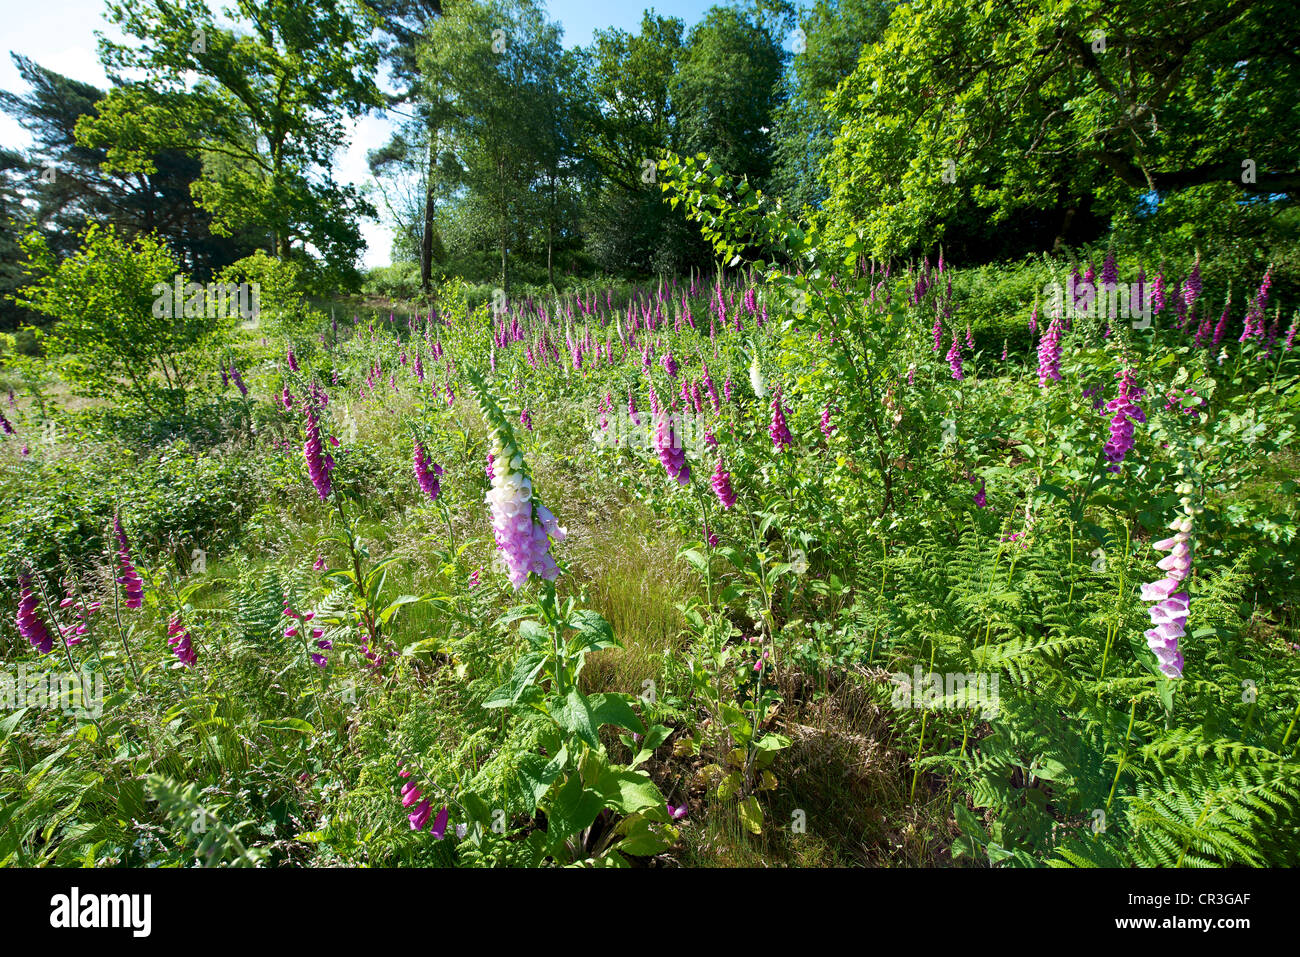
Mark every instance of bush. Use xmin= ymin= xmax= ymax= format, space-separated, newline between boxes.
xmin=218 ymin=250 xmax=326 ymax=337
xmin=15 ymin=224 xmax=225 ymax=414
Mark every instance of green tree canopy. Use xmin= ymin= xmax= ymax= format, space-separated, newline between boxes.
xmin=75 ymin=0 xmax=383 ymax=285
xmin=821 ymin=0 xmax=1300 ymax=259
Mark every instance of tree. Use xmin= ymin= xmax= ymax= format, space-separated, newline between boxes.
xmin=0 ymin=55 xmax=260 ymax=280
xmin=419 ymin=0 xmax=570 ymax=291
xmin=365 ymin=0 xmax=445 ymax=291
xmin=821 ymin=0 xmax=1300 ymax=259
xmin=76 ymin=0 xmax=383 ymax=285
xmin=671 ymin=6 xmax=785 ymax=189
xmin=0 ymin=148 xmax=32 ymax=331
xmin=580 ymin=12 xmax=702 ymax=275
xmin=768 ymin=0 xmax=894 ymax=214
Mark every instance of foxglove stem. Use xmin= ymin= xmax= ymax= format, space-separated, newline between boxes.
xmin=335 ymin=496 xmax=380 ymax=649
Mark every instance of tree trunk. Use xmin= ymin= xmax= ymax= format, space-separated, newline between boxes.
xmin=420 ymin=134 xmax=435 ymax=292
xmin=547 ymin=175 xmax=555 ymax=288
xmin=499 ymin=162 xmax=509 ymax=294
xmin=1052 ymin=202 xmax=1077 ymax=253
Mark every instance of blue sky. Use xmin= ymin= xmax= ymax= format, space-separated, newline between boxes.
xmin=547 ymin=0 xmax=715 ymax=47
xmin=0 ymin=0 xmax=780 ymax=266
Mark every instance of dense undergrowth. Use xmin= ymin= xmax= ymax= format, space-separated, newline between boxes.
xmin=2 ymin=163 xmax=1299 ymax=868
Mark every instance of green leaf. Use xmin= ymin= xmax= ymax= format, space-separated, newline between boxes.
xmin=552 ymin=689 xmax=600 ymax=748
xmin=597 ymin=767 xmax=665 ymax=816
xmin=546 ymin=771 xmax=605 ymax=842
xmin=570 ymin=610 xmax=619 ymax=652
xmin=377 ymin=594 xmax=423 ymax=625
xmin=738 ymin=796 xmax=763 ymax=834
xmin=518 ymin=619 xmax=550 ymax=650
xmin=588 ymin=693 xmax=646 ymax=736
xmin=614 ymin=812 xmax=675 ymax=857
xmin=258 ymin=718 xmax=315 ymax=735
xmin=483 ymin=652 xmax=547 ymax=709
xmin=679 ymin=547 xmax=708 ymax=572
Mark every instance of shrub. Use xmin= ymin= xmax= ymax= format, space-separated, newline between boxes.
xmin=16 ymin=224 xmax=226 ymax=413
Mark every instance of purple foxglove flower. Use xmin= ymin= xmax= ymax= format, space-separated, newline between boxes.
xmin=1141 ymin=497 xmax=1196 ymax=678
xmin=711 ymin=457 xmax=737 ymax=509
xmin=413 ymin=440 xmax=441 ymax=502
xmin=471 ymin=376 xmax=566 ymax=589
xmin=166 ymin=612 xmax=198 ymax=667
xmin=1102 ymin=364 xmax=1145 ymax=473
xmin=655 ymin=412 xmax=691 ymax=485
xmin=1151 ymin=270 xmax=1166 ymax=315
xmin=946 ymin=331 xmax=964 ymax=380
xmin=1239 ymin=266 xmax=1273 ymax=342
xmin=1101 ymin=249 xmax=1118 ymax=288
xmin=667 ymin=803 xmax=688 ymax=821
xmin=430 ymin=805 xmax=450 ymax=840
xmin=113 ymin=514 xmax=145 ymax=609
xmin=408 ymin=798 xmax=433 ymax=831
xmin=1183 ymin=255 xmax=1201 ymax=309
xmin=1037 ymin=317 xmax=1063 ymax=387
xmin=286 ymin=346 xmax=299 ymax=372
xmin=769 ymin=388 xmax=794 ymax=451
xmin=16 ymin=575 xmax=53 ymax=654
xmin=1213 ymin=293 xmax=1232 ymax=346
xmin=702 ymin=362 xmax=720 ymax=411
xmin=303 ymin=404 xmax=332 ymax=500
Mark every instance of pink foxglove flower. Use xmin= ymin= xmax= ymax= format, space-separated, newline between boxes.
xmin=769 ymin=387 xmax=794 ymax=451
xmin=303 ymin=404 xmax=333 ymax=500
xmin=470 ymin=375 xmax=565 ymax=589
xmin=16 ymin=574 xmax=53 ymax=654
xmin=413 ymin=440 xmax=441 ymax=502
xmin=113 ymin=514 xmax=145 ymax=609
xmin=1140 ymin=482 xmax=1199 ymax=678
xmin=655 ymin=412 xmax=691 ymax=485
xmin=166 ymin=612 xmax=198 ymax=668
xmin=1102 ymin=363 xmax=1145 ymax=472
xmin=1036 ymin=317 xmax=1063 ymax=387
xmin=711 ymin=457 xmax=737 ymax=509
